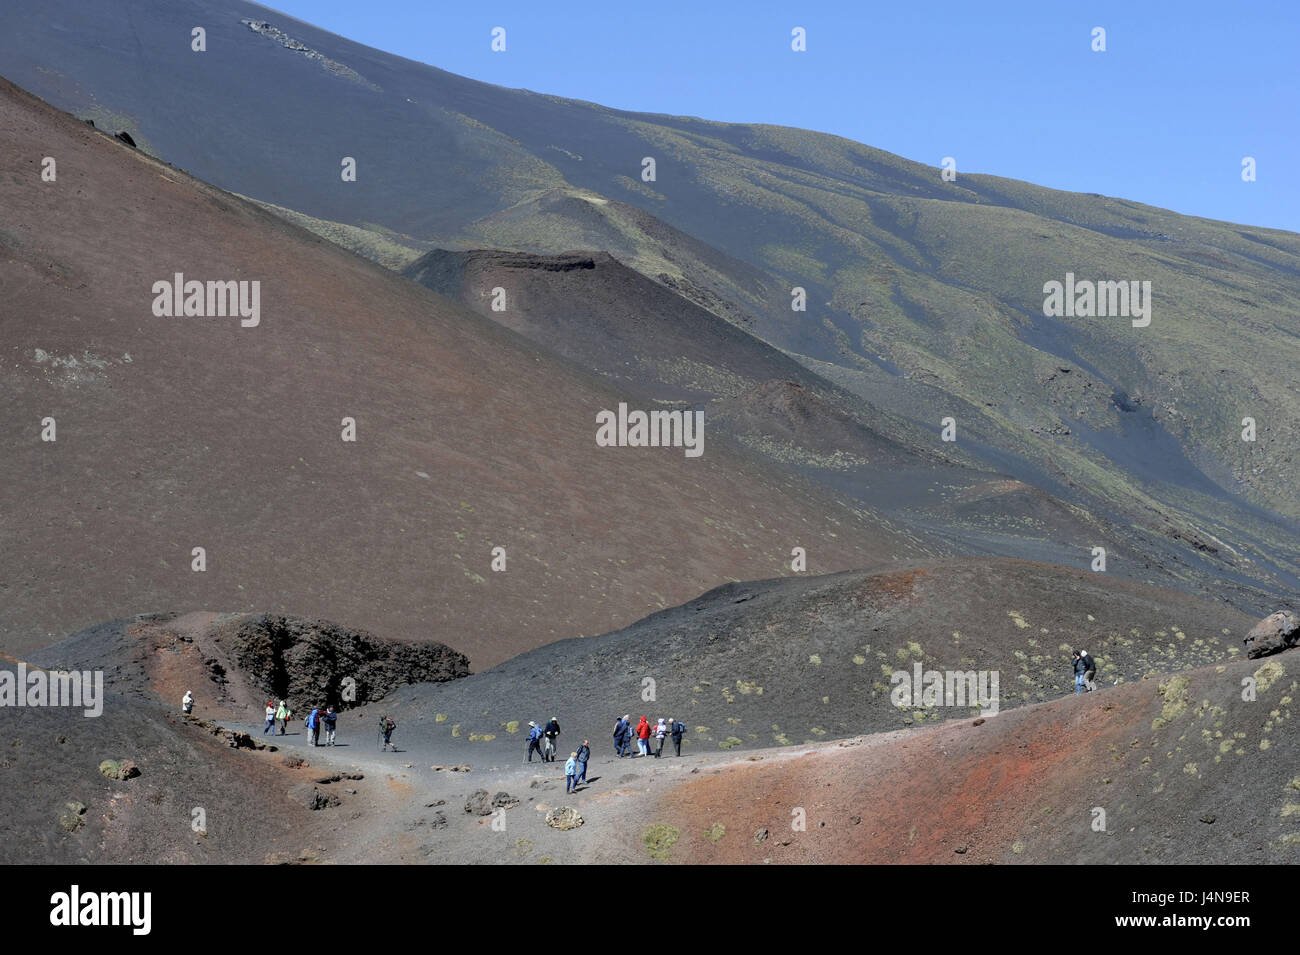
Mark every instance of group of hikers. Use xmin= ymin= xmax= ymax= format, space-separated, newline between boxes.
xmin=250 ymin=696 xmax=338 ymax=748
xmin=184 ymin=649 xmax=1099 ymax=775
xmin=613 ymin=715 xmax=685 ymax=758
xmin=525 ymin=714 xmax=686 ymax=766
xmin=524 ymin=717 xmax=564 ymax=762
xmin=258 ymin=699 xmax=338 ymax=746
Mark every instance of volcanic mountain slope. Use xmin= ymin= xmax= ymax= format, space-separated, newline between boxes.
xmin=371 ymin=559 xmax=1255 ymax=762
xmin=404 ymin=248 xmax=847 ymax=405
xmin=0 ymin=75 xmax=931 ymax=668
xmin=6 ymin=0 xmax=1296 ymax=613
xmin=632 ymin=649 xmax=1300 ymax=865
xmin=406 ymin=248 xmax=1242 ymax=596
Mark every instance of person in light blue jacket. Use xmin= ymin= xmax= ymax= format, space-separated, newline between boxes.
xmin=564 ymin=752 xmax=578 ymax=793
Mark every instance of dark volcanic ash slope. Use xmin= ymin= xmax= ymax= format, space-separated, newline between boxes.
xmin=0 ymin=77 xmax=925 ymax=668
xmin=380 ymin=559 xmax=1254 ymax=760
xmin=410 ymin=250 xmax=1152 ymax=579
xmin=404 ymin=248 xmax=842 ymax=404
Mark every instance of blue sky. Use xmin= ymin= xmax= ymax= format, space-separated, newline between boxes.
xmin=267 ymin=0 xmax=1300 ymax=233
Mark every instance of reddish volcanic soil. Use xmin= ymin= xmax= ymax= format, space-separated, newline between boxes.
xmin=639 ymin=651 xmax=1300 ymax=864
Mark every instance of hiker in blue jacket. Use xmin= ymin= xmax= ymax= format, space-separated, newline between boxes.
xmin=564 ymin=752 xmax=578 ymax=793
xmin=307 ymin=706 xmax=320 ymax=746
xmin=526 ymin=721 xmax=546 ymax=763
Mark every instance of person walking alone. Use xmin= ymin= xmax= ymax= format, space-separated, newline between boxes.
xmin=1071 ymin=651 xmax=1089 ymax=695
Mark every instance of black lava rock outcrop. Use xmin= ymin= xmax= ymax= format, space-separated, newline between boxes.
xmin=216 ymin=613 xmax=469 ymax=705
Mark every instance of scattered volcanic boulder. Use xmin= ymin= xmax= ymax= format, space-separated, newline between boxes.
xmin=97 ymin=759 xmax=140 ymax=780
xmin=216 ymin=613 xmax=470 ymax=705
xmin=306 ymin=787 xmax=341 ymax=811
xmin=545 ymin=807 xmax=583 ymax=831
xmin=113 ymin=130 xmax=136 ymax=148
xmin=1243 ymin=611 xmax=1300 ymax=659
xmin=464 ymin=790 xmax=518 ymax=815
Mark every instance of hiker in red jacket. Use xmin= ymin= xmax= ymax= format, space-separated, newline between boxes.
xmin=635 ymin=716 xmax=651 ymax=756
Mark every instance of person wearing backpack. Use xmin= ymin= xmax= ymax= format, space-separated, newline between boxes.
xmin=526 ymin=721 xmax=546 ymax=763
xmin=670 ymin=718 xmax=685 ymax=756
xmin=1080 ymin=650 xmax=1097 ymax=691
xmin=613 ymin=715 xmax=630 ymax=757
xmin=575 ymin=740 xmax=590 ymax=785
xmin=1071 ymin=650 xmax=1089 ymax=694
xmin=277 ymin=701 xmax=292 ymax=735
xmin=322 ymin=705 xmax=338 ymax=746
xmin=380 ymin=715 xmax=397 ymax=751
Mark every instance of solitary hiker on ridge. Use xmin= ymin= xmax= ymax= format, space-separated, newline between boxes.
xmin=1071 ymin=650 xmax=1089 ymax=694
xmin=1080 ymin=650 xmax=1097 ymax=692
xmin=182 ymin=690 xmax=194 ymax=715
